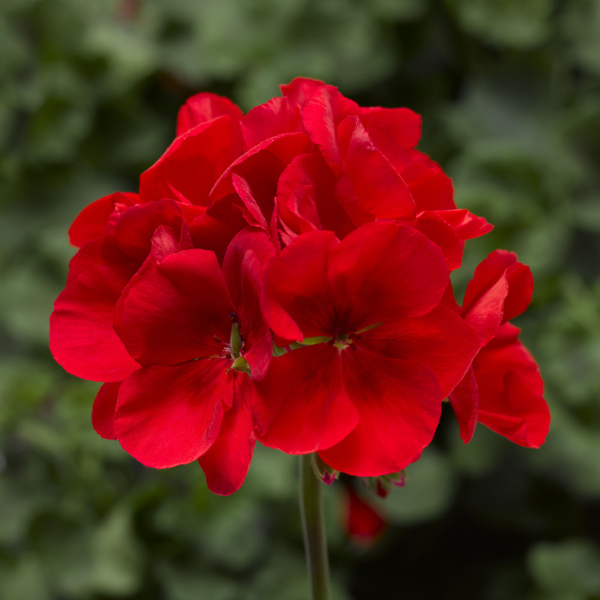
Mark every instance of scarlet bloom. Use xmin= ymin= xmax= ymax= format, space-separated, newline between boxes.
xmin=111 ymin=233 xmax=273 ymax=495
xmin=447 ymin=250 xmax=550 ymax=447
xmin=343 ymin=487 xmax=387 ymax=549
xmin=254 ymin=220 xmax=480 ymax=476
xmin=49 ymin=78 xmax=547 ymax=496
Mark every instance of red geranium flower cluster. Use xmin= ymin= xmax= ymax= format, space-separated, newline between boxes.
xmin=50 ymin=78 xmax=550 ymax=495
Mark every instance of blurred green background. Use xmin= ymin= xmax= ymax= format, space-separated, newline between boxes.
xmin=1 ymin=0 xmax=600 ymax=598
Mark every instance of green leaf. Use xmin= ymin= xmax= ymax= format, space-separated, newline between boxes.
xmin=528 ymin=539 xmax=600 ymax=595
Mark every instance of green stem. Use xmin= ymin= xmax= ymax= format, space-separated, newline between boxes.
xmin=299 ymin=454 xmax=331 ymax=600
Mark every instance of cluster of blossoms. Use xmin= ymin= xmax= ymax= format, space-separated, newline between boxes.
xmin=50 ymin=78 xmax=550 ymax=496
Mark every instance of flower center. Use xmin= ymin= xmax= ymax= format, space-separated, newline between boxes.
xmin=221 ymin=313 xmax=251 ymax=375
xmin=330 ymin=331 xmax=361 ymax=352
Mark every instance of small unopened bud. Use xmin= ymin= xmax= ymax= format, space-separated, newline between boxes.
xmin=386 ymin=470 xmax=406 ymax=488
xmin=362 ymin=477 xmax=390 ymax=498
xmin=362 ymin=470 xmax=406 ymax=498
xmin=311 ymin=454 xmax=339 ymax=485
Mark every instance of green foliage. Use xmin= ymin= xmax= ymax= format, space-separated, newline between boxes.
xmin=529 ymin=539 xmax=600 ymax=599
xmin=1 ymin=0 xmax=599 ymax=598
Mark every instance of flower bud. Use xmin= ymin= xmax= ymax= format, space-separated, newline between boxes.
xmin=344 ymin=487 xmax=386 ymax=548
xmin=362 ymin=470 xmax=406 ymax=498
xmin=311 ymin=454 xmax=339 ymax=485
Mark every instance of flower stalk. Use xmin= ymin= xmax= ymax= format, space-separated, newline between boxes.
xmin=300 ymin=454 xmax=331 ymax=600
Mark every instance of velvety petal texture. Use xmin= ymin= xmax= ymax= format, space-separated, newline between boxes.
xmin=140 ymin=117 xmax=241 ymax=206
xmin=253 ymin=344 xmax=359 ymax=453
xmin=474 ymin=324 xmax=549 ymax=448
xmin=115 ymin=249 xmax=235 ymax=367
xmin=198 ymin=376 xmax=256 ymax=495
xmin=358 ymin=305 xmax=480 ymax=398
xmin=319 ymin=353 xmax=442 ymax=476
xmin=176 ymin=92 xmax=243 ymax=137
xmin=92 ymin=381 xmax=123 ymax=440
xmin=115 ymin=360 xmax=231 ymax=468
xmin=50 ymin=264 xmax=140 ymax=382
xmin=69 ymin=192 xmax=137 ymax=248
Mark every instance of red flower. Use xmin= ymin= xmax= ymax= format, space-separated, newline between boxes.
xmin=254 ymin=220 xmax=480 ymax=476
xmin=111 ymin=230 xmax=274 ymax=495
xmin=49 ymin=79 xmax=545 ymax=496
xmin=51 ymin=92 xmax=250 ymax=447
xmin=227 ymin=78 xmax=493 ymax=270
xmin=447 ymin=250 xmax=550 ymax=447
xmin=344 ymin=487 xmax=387 ymax=549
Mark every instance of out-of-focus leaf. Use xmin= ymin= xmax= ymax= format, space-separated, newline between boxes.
xmin=0 ymin=556 xmax=51 ymax=600
xmin=563 ymin=0 xmax=600 ymax=75
xmin=528 ymin=539 xmax=600 ymax=596
xmin=90 ymin=504 xmax=144 ymax=596
xmin=159 ymin=563 xmax=244 ymax=600
xmin=447 ymin=0 xmax=553 ymax=48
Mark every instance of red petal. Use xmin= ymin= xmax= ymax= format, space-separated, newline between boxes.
xmin=361 ymin=106 xmax=422 ymax=149
xmin=253 ymin=344 xmax=359 ymax=454
xmin=186 ymin=196 xmax=247 ymax=264
xmin=336 ymin=115 xmax=415 ymax=220
xmin=319 ymin=351 xmax=441 ymax=476
xmin=276 ymin=155 xmax=323 ymax=233
xmin=241 ymin=96 xmax=294 ymax=150
xmin=116 ymin=249 xmax=234 ymax=367
xmin=462 ymin=250 xmax=533 ymax=344
xmin=436 ymin=209 xmax=494 ymax=241
xmin=176 ymin=92 xmax=243 ymax=136
xmin=67 ymin=239 xmax=106 ymax=283
xmin=223 ymin=226 xmax=276 ymax=307
xmin=92 ymin=381 xmax=123 ymax=440
xmin=237 ymin=252 xmax=273 ymax=381
xmin=302 ymin=85 xmax=360 ymax=172
xmin=276 ymin=151 xmax=356 ymax=240
xmin=503 ymin=263 xmax=534 ymax=324
xmin=402 ymin=159 xmax=456 ymax=211
xmin=109 ymin=199 xmax=188 ymax=265
xmin=149 ymin=224 xmax=191 ymax=262
xmin=140 ymin=117 xmax=240 ymax=206
xmin=262 ymin=230 xmax=340 ymax=341
xmin=358 ymin=305 xmax=480 ymax=397
xmin=473 ymin=323 xmax=549 ymax=448
xmin=412 ymin=211 xmax=464 ymax=271
xmin=198 ymin=375 xmax=255 ymax=495
xmin=448 ymin=367 xmax=479 ymax=443
xmin=210 ymin=132 xmax=313 ymax=206
xmin=280 ymin=77 xmax=326 ymax=109
xmin=68 ymin=192 xmax=136 ymax=248
xmin=231 ymin=172 xmax=270 ymax=231
xmin=441 ymin=281 xmax=461 ymax=313
xmin=50 ymin=264 xmax=140 ymax=382
xmin=263 ymin=222 xmax=449 ymax=343
xmin=327 ymin=221 xmax=449 ymax=328
xmin=115 ymin=359 xmax=231 ymax=467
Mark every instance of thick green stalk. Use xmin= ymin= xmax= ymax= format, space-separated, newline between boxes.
xmin=299 ymin=454 xmax=331 ymax=600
